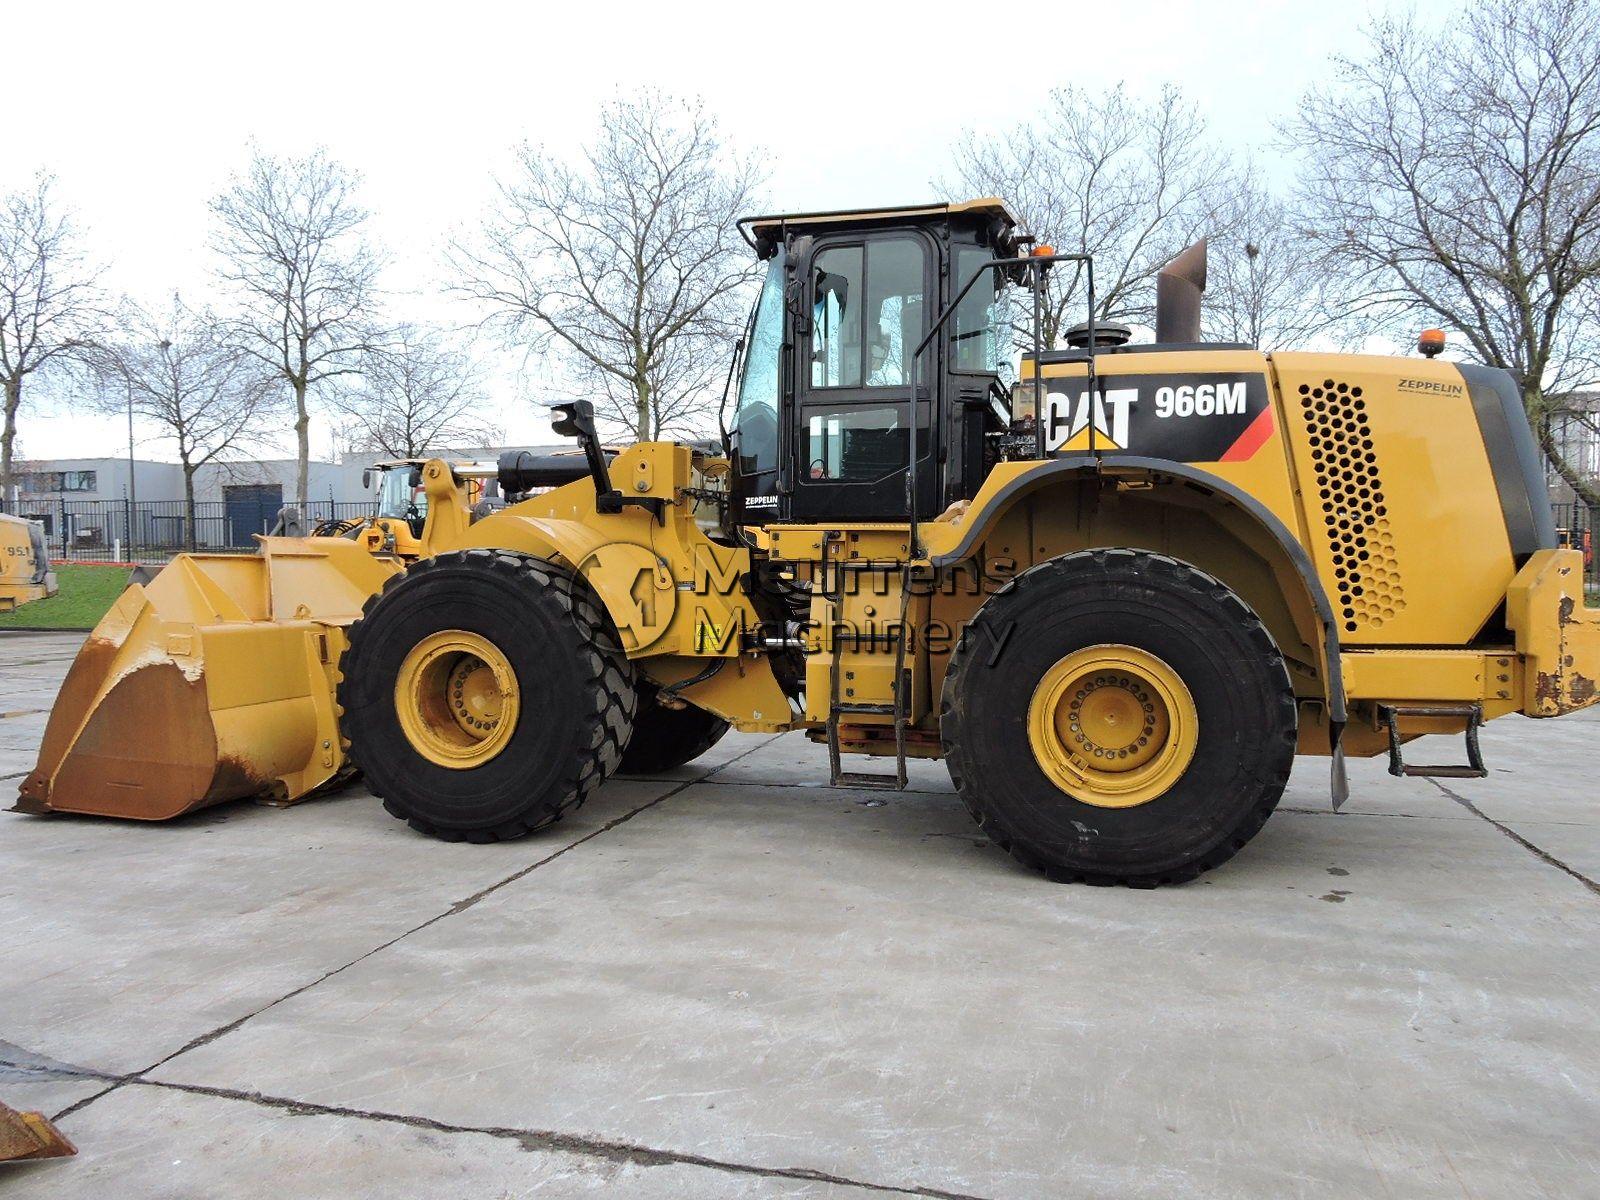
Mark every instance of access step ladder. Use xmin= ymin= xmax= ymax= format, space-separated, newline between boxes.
xmin=1379 ymin=702 xmax=1489 ymax=779
xmin=825 ymin=561 xmax=909 ymax=791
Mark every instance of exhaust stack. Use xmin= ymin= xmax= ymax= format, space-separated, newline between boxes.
xmin=1155 ymin=238 xmax=1207 ymax=344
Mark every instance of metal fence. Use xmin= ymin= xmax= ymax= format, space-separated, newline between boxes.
xmin=17 ymin=498 xmax=372 ymax=564
xmin=15 ymin=494 xmax=1600 ymax=584
xmin=1553 ymin=502 xmax=1598 ymax=591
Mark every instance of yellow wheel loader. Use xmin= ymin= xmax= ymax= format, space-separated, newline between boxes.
xmin=310 ymin=457 xmax=509 ymax=558
xmin=17 ymin=199 xmax=1600 ymax=884
xmin=0 ymin=513 xmax=57 ymax=612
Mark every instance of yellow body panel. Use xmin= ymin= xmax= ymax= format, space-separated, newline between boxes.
xmin=452 ymin=445 xmax=764 ymax=663
xmin=1271 ymin=354 xmax=1513 ymax=645
xmin=1507 ymin=548 xmax=1600 ymax=714
xmin=647 ymin=652 xmax=794 ymax=733
xmin=1340 ymin=649 xmax=1521 ymax=708
xmin=946 ymin=349 xmax=1521 ymax=649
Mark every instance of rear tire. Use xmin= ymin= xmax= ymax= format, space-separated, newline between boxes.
xmin=620 ymin=684 xmax=731 ymax=774
xmin=941 ymin=549 xmax=1296 ymax=886
xmin=338 ymin=549 xmax=635 ymax=842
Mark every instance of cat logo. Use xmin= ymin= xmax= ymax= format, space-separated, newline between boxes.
xmin=1042 ymin=387 xmax=1138 ymax=451
xmin=1041 ymin=372 xmax=1274 ymax=463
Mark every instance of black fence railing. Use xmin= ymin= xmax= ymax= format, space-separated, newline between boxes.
xmin=1553 ymin=501 xmax=1598 ymax=591
xmin=16 ymin=498 xmax=372 ymax=564
xmin=16 ymin=494 xmax=1600 ymax=584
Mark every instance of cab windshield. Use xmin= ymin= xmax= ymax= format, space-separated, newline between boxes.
xmin=732 ymin=248 xmax=785 ymax=476
xmin=376 ymin=466 xmax=427 ymax=520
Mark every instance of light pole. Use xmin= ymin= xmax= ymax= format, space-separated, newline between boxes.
xmin=126 ymin=373 xmax=137 ymax=559
xmin=152 ymin=338 xmax=171 ymax=555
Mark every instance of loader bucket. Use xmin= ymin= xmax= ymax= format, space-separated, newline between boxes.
xmin=0 ymin=1101 xmax=75 ymax=1161
xmin=14 ymin=538 xmax=402 ymax=821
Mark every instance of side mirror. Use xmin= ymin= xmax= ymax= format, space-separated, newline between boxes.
xmin=550 ymin=400 xmax=598 ymax=441
xmin=786 ymin=236 xmax=813 ymax=336
xmin=550 ymin=400 xmax=622 ymax=512
xmin=361 ymin=469 xmax=371 ymax=489
xmin=787 ymin=279 xmax=810 ymax=337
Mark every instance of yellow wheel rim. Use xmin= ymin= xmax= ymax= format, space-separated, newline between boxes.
xmin=1026 ymin=644 xmax=1198 ymax=808
xmin=394 ymin=630 xmax=520 ymax=769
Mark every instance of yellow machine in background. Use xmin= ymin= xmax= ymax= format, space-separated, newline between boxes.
xmin=311 ymin=457 xmax=502 ymax=558
xmin=0 ymin=513 xmax=57 ymax=612
xmin=17 ymin=199 xmax=1600 ymax=885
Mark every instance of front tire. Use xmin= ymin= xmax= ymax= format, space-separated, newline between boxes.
xmin=941 ymin=549 xmax=1296 ymax=885
xmin=338 ymin=549 xmax=635 ymax=842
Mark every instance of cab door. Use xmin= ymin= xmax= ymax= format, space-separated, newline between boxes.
xmin=789 ymin=231 xmax=940 ymax=522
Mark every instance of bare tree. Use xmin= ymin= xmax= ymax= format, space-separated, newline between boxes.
xmin=1546 ymin=391 xmax=1600 ymax=497
xmin=337 ymin=325 xmax=501 ymax=458
xmin=0 ymin=174 xmax=105 ymax=510
xmin=454 ymin=91 xmax=764 ymax=440
xmin=1204 ymin=169 xmax=1340 ymax=350
xmin=210 ymin=147 xmax=384 ymax=512
xmin=1290 ymin=0 xmax=1600 ymax=503
xmin=944 ymin=84 xmax=1232 ymax=345
xmin=93 ymin=295 xmax=273 ymax=549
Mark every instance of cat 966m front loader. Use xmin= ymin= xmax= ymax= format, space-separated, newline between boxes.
xmin=17 ymin=198 xmax=1600 ymax=884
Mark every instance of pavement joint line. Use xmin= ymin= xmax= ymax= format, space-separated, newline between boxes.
xmin=50 ymin=733 xmax=785 ymax=1125
xmin=1429 ymin=779 xmax=1600 ymax=898
xmin=1279 ymin=804 xmax=1598 ymax=828
xmin=1277 ymin=805 xmax=1472 ymax=821
xmin=42 ymin=1075 xmax=995 ymax=1200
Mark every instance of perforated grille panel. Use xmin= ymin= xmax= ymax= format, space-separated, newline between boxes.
xmin=1298 ymin=379 xmax=1405 ymax=633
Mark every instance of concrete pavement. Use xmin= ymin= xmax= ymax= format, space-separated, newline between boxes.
xmin=1 ymin=630 xmax=1597 ymax=1198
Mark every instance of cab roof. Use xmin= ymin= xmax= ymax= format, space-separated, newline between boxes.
xmin=739 ymin=198 xmax=1018 ymax=250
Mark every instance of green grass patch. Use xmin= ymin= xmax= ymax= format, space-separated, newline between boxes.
xmin=0 ymin=563 xmax=133 ymax=630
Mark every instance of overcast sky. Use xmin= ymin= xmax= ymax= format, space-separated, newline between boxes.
xmin=12 ymin=0 xmax=1460 ymax=464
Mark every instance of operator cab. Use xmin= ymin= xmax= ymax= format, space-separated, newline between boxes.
xmin=368 ymin=460 xmax=504 ymax=537
xmin=370 ymin=461 xmax=430 ymax=535
xmin=730 ymin=200 xmax=1022 ymax=525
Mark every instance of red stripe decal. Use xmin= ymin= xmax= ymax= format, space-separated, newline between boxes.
xmin=1219 ymin=407 xmax=1275 ymax=462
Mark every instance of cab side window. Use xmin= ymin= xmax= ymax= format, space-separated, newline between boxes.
xmin=810 ymin=239 xmax=926 ymax=390
xmin=952 ymin=243 xmax=1006 ymax=374
xmin=811 ymin=246 xmax=863 ymax=388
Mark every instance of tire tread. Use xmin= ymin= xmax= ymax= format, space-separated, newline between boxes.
xmin=942 ymin=548 xmax=1296 ymax=887
xmin=337 ymin=548 xmax=635 ymax=842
